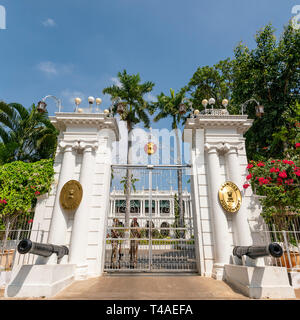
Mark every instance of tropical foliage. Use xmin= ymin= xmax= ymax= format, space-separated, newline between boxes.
xmin=244 ymin=150 xmax=300 ymax=227
xmin=0 ymin=159 xmax=55 ymax=229
xmin=186 ymin=22 xmax=300 ymax=160
xmin=103 ymin=70 xmax=155 ymax=228
xmin=0 ymin=101 xmax=58 ymax=164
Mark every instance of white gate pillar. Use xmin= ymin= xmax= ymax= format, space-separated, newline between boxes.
xmin=68 ymin=141 xmax=98 ymax=278
xmin=225 ymin=146 xmax=253 ymax=246
xmin=183 ymin=115 xmax=254 ymax=280
xmin=205 ymin=144 xmax=232 ymax=279
xmin=45 ymin=141 xmax=76 ymax=264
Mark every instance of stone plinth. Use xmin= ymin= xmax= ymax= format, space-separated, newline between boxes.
xmin=5 ymin=264 xmax=75 ymax=298
xmin=224 ymin=264 xmax=296 ymax=299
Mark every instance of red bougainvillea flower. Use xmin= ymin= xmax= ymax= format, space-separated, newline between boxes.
xmin=257 ymin=162 xmax=265 ymax=167
xmin=270 ymin=167 xmax=276 ymax=173
xmin=278 ymin=171 xmax=287 ymax=179
xmin=283 ymin=160 xmax=289 ymax=164
xmin=258 ymin=178 xmax=270 ymax=185
xmin=28 ymin=219 xmax=33 ymax=224
xmin=284 ymin=179 xmax=294 ymax=185
xmin=246 ymin=174 xmax=252 ymax=180
xmin=243 ymin=183 xmax=250 ymax=189
xmin=271 ymin=160 xmax=276 ymax=164
xmin=35 ymin=191 xmax=40 ymax=195
xmin=295 ymin=171 xmax=300 ymax=177
xmin=0 ymin=199 xmax=7 ymax=204
xmin=246 ymin=164 xmax=254 ymax=169
xmin=258 ymin=177 xmax=270 ymax=185
xmin=296 ymin=143 xmax=300 ymax=148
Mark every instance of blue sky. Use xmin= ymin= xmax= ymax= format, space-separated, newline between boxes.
xmin=0 ymin=0 xmax=297 ymax=130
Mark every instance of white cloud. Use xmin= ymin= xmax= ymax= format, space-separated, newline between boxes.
xmin=37 ymin=61 xmax=73 ymax=76
xmin=37 ymin=61 xmax=58 ymax=75
xmin=42 ymin=18 xmax=56 ymax=27
xmin=111 ymin=77 xmax=122 ymax=88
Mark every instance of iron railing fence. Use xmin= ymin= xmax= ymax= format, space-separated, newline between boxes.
xmin=0 ymin=226 xmax=47 ymax=272
xmin=253 ymin=228 xmax=300 ymax=272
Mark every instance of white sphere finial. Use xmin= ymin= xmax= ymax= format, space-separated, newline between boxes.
xmin=202 ymin=99 xmax=208 ymax=107
xmin=88 ymin=96 xmax=95 ymax=104
xmin=75 ymin=97 xmax=82 ymax=106
xmin=208 ymin=98 xmax=216 ymax=105
xmin=96 ymin=98 xmax=102 ymax=105
xmin=222 ymin=99 xmax=229 ymax=108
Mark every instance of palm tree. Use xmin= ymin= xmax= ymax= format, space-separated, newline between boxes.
xmin=0 ymin=101 xmax=58 ymax=164
xmin=151 ymin=88 xmax=187 ymax=237
xmin=102 ymin=70 xmax=155 ymax=229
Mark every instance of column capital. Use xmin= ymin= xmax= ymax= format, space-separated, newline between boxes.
xmin=204 ymin=143 xmax=218 ymax=154
xmin=224 ymin=143 xmax=243 ymax=154
xmin=58 ymin=141 xmax=77 ymax=152
xmin=72 ymin=140 xmax=99 ymax=153
xmin=205 ymin=142 xmax=243 ymax=154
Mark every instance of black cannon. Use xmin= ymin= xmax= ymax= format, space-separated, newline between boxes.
xmin=233 ymin=243 xmax=283 ymax=259
xmin=17 ymin=239 xmax=69 ymax=260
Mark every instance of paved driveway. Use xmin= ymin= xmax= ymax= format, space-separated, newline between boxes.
xmin=2 ymin=274 xmax=299 ymax=300
xmin=51 ymin=274 xmax=249 ymax=300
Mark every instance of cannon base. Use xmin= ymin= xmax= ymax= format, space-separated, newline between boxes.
xmin=224 ymin=265 xmax=295 ymax=299
xmin=5 ymin=264 xmax=75 ymax=298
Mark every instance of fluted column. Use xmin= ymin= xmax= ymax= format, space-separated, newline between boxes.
xmin=225 ymin=145 xmax=253 ymax=247
xmin=205 ymin=143 xmax=232 ymax=279
xmin=45 ymin=142 xmax=76 ymax=264
xmin=68 ymin=141 xmax=98 ymax=278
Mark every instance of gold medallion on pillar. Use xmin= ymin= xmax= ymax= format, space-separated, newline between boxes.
xmin=218 ymin=181 xmax=242 ymax=213
xmin=60 ymin=180 xmax=83 ymax=210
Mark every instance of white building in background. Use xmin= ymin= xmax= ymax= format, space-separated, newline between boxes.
xmin=109 ymin=188 xmax=193 ymax=238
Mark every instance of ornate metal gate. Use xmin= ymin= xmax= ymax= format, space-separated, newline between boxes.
xmin=104 ymin=165 xmax=197 ymax=272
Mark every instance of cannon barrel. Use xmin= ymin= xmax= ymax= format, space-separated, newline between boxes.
xmin=17 ymin=239 xmax=69 ymax=260
xmin=233 ymin=243 xmax=283 ymax=259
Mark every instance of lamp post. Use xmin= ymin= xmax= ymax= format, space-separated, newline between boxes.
xmin=180 ymin=98 xmax=195 ymax=118
xmin=95 ymin=98 xmax=102 ymax=113
xmin=88 ymin=96 xmax=95 ymax=113
xmin=241 ymin=99 xmax=264 ymax=117
xmin=37 ymin=95 xmax=62 ymax=113
xmin=74 ymin=97 xmax=82 ymax=113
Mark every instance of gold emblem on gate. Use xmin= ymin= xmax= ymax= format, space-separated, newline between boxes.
xmin=60 ymin=180 xmax=83 ymax=210
xmin=218 ymin=181 xmax=242 ymax=213
xmin=144 ymin=142 xmax=157 ymax=155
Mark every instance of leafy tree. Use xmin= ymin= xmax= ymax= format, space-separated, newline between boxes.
xmin=187 ymin=22 xmax=300 ymax=160
xmin=231 ymin=22 xmax=300 ymax=160
xmin=151 ymin=88 xmax=187 ymax=236
xmin=102 ymin=70 xmax=155 ymax=228
xmin=0 ymin=101 xmax=58 ymax=164
xmin=0 ymin=159 xmax=54 ymax=246
xmin=186 ymin=58 xmax=234 ymax=111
